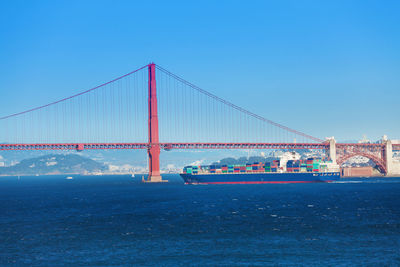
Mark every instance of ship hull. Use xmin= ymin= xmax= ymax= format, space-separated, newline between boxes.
xmin=180 ymin=172 xmax=340 ymax=184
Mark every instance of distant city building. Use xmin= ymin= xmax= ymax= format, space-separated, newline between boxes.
xmin=358 ymin=134 xmax=371 ymax=144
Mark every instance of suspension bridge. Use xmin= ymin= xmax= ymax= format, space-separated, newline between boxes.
xmin=0 ymin=63 xmax=399 ymax=181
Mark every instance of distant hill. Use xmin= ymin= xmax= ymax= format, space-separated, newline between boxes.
xmin=0 ymin=154 xmax=107 ymax=176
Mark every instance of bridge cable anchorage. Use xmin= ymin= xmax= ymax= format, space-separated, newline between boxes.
xmin=155 ymin=64 xmax=323 ymax=143
xmin=0 ymin=65 xmax=148 ymax=121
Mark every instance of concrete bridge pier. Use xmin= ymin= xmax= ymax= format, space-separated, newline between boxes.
xmin=327 ymin=137 xmax=337 ymax=165
xmin=382 ymin=136 xmax=400 ymax=176
xmin=384 ymin=139 xmax=393 ymax=175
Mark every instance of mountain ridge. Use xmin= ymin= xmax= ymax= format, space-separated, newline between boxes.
xmin=0 ymin=154 xmax=106 ymax=176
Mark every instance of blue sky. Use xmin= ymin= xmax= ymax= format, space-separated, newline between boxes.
xmin=0 ymin=0 xmax=399 ymax=142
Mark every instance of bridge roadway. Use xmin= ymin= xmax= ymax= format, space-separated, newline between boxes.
xmin=0 ymin=142 xmax=399 ymax=151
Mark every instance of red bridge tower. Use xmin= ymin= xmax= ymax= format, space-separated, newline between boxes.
xmin=147 ymin=63 xmax=165 ymax=182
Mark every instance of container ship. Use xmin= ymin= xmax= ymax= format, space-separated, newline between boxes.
xmin=181 ymin=158 xmax=340 ymax=184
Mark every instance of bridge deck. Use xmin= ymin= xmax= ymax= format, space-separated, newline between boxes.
xmin=0 ymin=143 xmax=328 ymax=151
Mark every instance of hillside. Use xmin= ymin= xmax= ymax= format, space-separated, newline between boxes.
xmin=0 ymin=154 xmax=107 ymax=176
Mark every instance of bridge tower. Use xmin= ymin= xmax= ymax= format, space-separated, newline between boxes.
xmin=146 ymin=63 xmax=165 ymax=182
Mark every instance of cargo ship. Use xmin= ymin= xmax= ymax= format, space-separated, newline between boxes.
xmin=181 ymin=158 xmax=340 ymax=184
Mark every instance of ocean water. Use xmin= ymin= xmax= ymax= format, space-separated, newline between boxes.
xmin=1 ymin=174 xmax=400 ymax=266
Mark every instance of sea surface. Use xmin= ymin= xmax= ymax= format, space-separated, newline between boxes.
xmin=1 ymin=174 xmax=400 ymax=266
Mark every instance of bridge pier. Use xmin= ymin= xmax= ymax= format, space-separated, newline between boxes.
xmin=327 ymin=137 xmax=337 ymax=165
xmin=384 ymin=139 xmax=393 ymax=175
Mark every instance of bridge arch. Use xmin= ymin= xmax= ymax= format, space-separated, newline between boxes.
xmin=337 ymin=153 xmax=387 ymax=174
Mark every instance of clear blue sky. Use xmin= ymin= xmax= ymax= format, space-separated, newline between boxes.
xmin=0 ymin=0 xmax=399 ymax=142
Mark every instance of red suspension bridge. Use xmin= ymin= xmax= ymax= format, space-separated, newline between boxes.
xmin=0 ymin=63 xmax=399 ymax=180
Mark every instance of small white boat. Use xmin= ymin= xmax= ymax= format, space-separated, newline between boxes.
xmin=66 ymin=176 xmax=73 ymax=180
xmin=131 ymin=173 xmax=135 ymax=178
